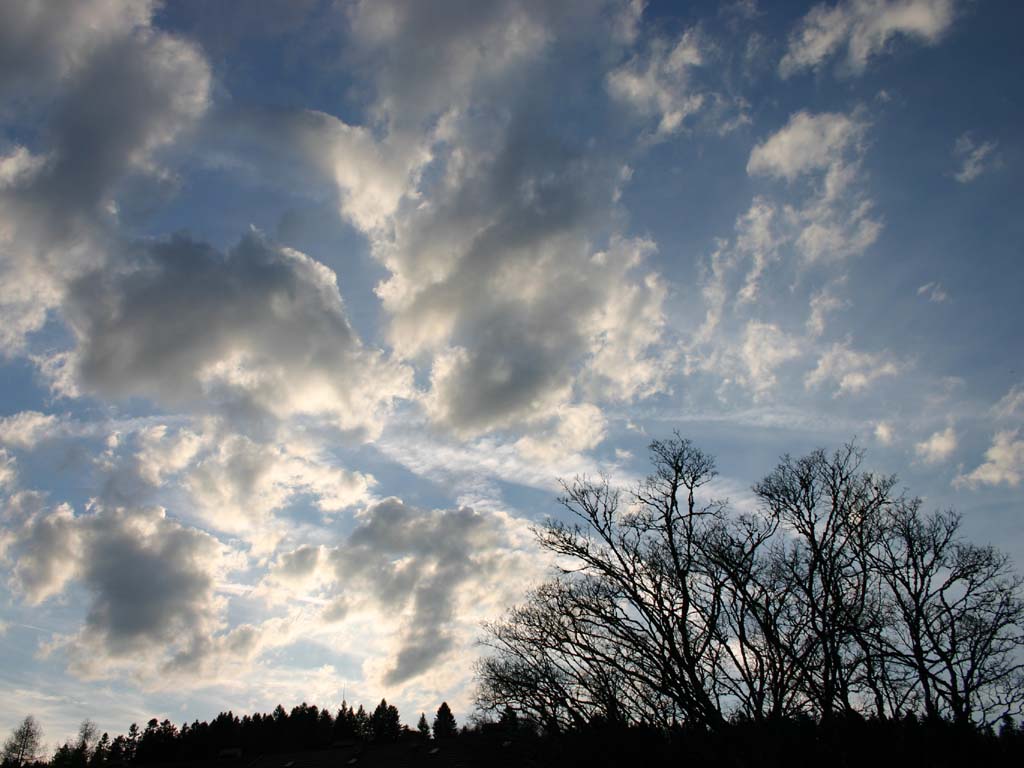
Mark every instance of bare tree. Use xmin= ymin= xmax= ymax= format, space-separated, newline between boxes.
xmin=752 ymin=444 xmax=895 ymax=720
xmin=476 ymin=437 xmax=1024 ymax=730
xmin=478 ymin=577 xmax=668 ymax=731
xmin=2 ymin=716 xmax=42 ymax=768
xmin=479 ymin=435 xmax=731 ymax=729
xmin=873 ymin=503 xmax=1024 ymax=725
xmin=703 ymin=513 xmax=814 ymax=721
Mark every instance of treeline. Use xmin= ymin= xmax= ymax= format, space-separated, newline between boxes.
xmin=2 ymin=701 xmax=460 ymax=768
xmin=8 ymin=708 xmax=1024 ymax=768
xmin=477 ymin=436 xmax=1024 ymax=732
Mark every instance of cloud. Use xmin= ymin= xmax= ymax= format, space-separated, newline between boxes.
xmin=0 ymin=412 xmax=377 ymax=555
xmin=805 ymin=341 xmax=903 ymax=395
xmin=0 ymin=0 xmax=155 ymax=100
xmin=611 ymin=0 xmax=647 ymax=45
xmin=954 ymin=383 xmax=1024 ymax=488
xmin=748 ymin=110 xmax=863 ymax=181
xmin=914 ymin=426 xmax=956 ymax=464
xmin=376 ymin=426 xmax=621 ymax=503
xmin=740 ymin=322 xmax=803 ymax=398
xmin=955 ymin=430 xmax=1024 ymax=488
xmin=514 ymin=403 xmax=608 ymax=463
xmin=607 ymin=28 xmax=705 ymax=138
xmin=952 ymin=132 xmax=999 ymax=183
xmin=917 ymin=281 xmax=948 ymax=302
xmin=4 ymin=497 xmax=245 ymax=681
xmin=993 ymin=384 xmax=1024 ymax=422
xmin=4 ymin=497 xmax=82 ymax=604
xmin=874 ymin=421 xmax=895 ymax=445
xmin=0 ymin=449 xmax=15 ymax=490
xmin=98 ymin=417 xmax=377 ymax=553
xmin=60 ymin=233 xmax=412 ymax=438
xmin=238 ymin=2 xmax=673 ymax=449
xmin=271 ymin=544 xmax=323 ymax=584
xmin=685 ymin=111 xmax=879 ymax=402
xmin=0 ymin=0 xmax=208 ymax=358
xmin=734 ymin=200 xmax=782 ymax=305
xmin=780 ymin=0 xmax=956 ymax=78
xmin=185 ymin=431 xmax=374 ymax=552
xmin=807 ymin=280 xmax=849 ymax=337
xmin=287 ymin=110 xmax=431 ymax=233
xmin=748 ymin=111 xmax=880 ymax=264
xmin=0 ymin=0 xmax=210 ymax=355
xmin=0 ymin=412 xmax=62 ymax=449
xmin=323 ymin=498 xmax=539 ymax=686
xmin=344 ymin=0 xmax=566 ymax=131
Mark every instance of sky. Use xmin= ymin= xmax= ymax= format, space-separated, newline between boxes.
xmin=1 ymin=0 xmax=1022 ymax=747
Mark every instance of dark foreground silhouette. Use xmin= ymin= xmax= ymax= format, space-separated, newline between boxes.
xmin=7 ymin=706 xmax=1024 ymax=768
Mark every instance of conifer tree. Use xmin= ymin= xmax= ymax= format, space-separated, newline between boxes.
xmin=370 ymin=700 xmax=401 ymax=742
xmin=432 ymin=703 xmax=457 ymax=740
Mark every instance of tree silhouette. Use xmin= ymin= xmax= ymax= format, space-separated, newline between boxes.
xmin=432 ymin=703 xmax=457 ymax=740
xmin=498 ymin=706 xmax=519 ymax=735
xmin=369 ymin=700 xmax=401 ymax=743
xmin=353 ymin=706 xmax=370 ymax=740
xmin=871 ymin=503 xmax=1024 ymax=723
xmin=476 ymin=436 xmax=1024 ymax=730
xmin=416 ymin=714 xmax=430 ymax=739
xmin=478 ymin=435 xmax=730 ymax=730
xmin=2 ymin=716 xmax=42 ymax=768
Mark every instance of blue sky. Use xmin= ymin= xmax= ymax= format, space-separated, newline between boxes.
xmin=1 ymin=0 xmax=1022 ymax=747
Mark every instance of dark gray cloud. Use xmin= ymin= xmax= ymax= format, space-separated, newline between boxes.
xmin=3 ymin=500 xmax=235 ymax=679
xmin=62 ymin=233 xmax=411 ymax=437
xmin=275 ymin=544 xmax=322 ymax=580
xmin=0 ymin=0 xmax=155 ymax=105
xmin=79 ymin=507 xmax=221 ymax=659
xmin=0 ymin=0 xmax=209 ymax=354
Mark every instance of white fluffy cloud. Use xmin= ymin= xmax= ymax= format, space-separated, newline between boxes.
xmin=955 ymin=430 xmax=1024 ymax=488
xmin=0 ymin=449 xmax=15 ymax=490
xmin=915 ymin=426 xmax=957 ymax=464
xmin=289 ymin=110 xmax=432 ymax=233
xmin=0 ymin=411 xmax=62 ymax=449
xmin=805 ymin=341 xmax=903 ymax=395
xmin=780 ymin=0 xmax=956 ymax=77
xmin=186 ymin=431 xmax=374 ymax=553
xmin=955 ymin=383 xmax=1024 ymax=488
xmin=322 ymin=7 xmax=673 ymax=445
xmin=748 ymin=111 xmax=863 ymax=181
xmin=874 ymin=421 xmax=895 ymax=445
xmin=685 ymin=109 xmax=886 ymax=402
xmin=607 ymin=28 xmax=705 ymax=138
xmin=748 ymin=111 xmax=880 ymax=264
xmin=741 ymin=322 xmax=804 ymax=398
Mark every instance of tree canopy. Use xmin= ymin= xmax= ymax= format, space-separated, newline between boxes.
xmin=476 ymin=436 xmax=1024 ymax=731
